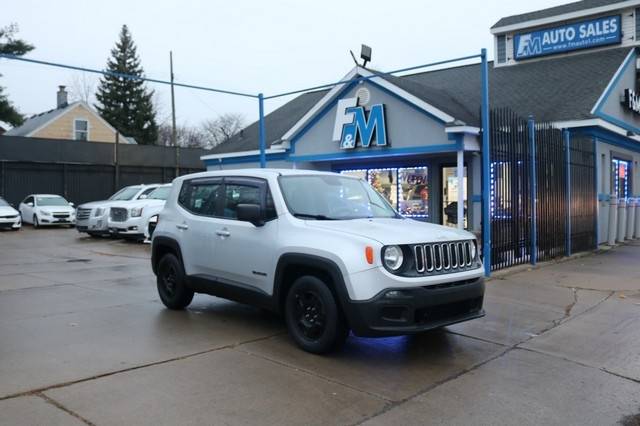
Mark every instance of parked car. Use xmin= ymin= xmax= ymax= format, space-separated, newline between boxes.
xmin=76 ymin=184 xmax=162 ymax=237
xmin=19 ymin=194 xmax=75 ymax=227
xmin=0 ymin=197 xmax=21 ymax=231
xmin=107 ymin=184 xmax=172 ymax=241
xmin=151 ymin=169 xmax=485 ymax=354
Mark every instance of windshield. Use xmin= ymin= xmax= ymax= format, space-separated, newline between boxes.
xmin=36 ymin=196 xmax=69 ymax=206
xmin=109 ymin=186 xmax=141 ymax=201
xmin=279 ymin=175 xmax=399 ymax=220
xmin=0 ymin=198 xmax=9 ymax=207
xmin=147 ymin=186 xmax=171 ymax=200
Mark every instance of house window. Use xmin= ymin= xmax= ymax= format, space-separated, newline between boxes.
xmin=497 ymin=35 xmax=506 ymax=63
xmin=74 ymin=119 xmax=89 ymax=141
xmin=611 ymin=158 xmax=632 ymax=199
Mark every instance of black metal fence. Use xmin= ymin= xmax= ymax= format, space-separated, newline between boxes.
xmin=0 ymin=136 xmax=207 ymax=205
xmin=489 ymin=108 xmax=596 ymax=271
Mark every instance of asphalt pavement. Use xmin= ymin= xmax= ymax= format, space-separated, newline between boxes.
xmin=0 ymin=227 xmax=639 ymax=426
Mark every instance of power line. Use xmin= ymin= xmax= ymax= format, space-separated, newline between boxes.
xmin=0 ymin=53 xmax=259 ymax=99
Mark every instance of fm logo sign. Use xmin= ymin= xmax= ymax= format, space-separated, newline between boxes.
xmin=332 ymin=97 xmax=388 ymax=149
xmin=516 ymin=34 xmax=542 ymax=57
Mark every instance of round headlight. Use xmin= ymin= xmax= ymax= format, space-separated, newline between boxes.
xmin=470 ymin=240 xmax=477 ymax=261
xmin=383 ymin=245 xmax=404 ymax=271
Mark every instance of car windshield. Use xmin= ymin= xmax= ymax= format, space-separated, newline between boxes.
xmin=109 ymin=187 xmax=141 ymax=201
xmin=0 ymin=198 xmax=9 ymax=207
xmin=279 ymin=174 xmax=399 ymax=220
xmin=36 ymin=196 xmax=69 ymax=206
xmin=147 ymin=186 xmax=171 ymax=200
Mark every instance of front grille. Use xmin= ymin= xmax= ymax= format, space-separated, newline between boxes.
xmin=76 ymin=208 xmax=91 ymax=220
xmin=413 ymin=240 xmax=476 ymax=275
xmin=53 ymin=213 xmax=70 ymax=219
xmin=110 ymin=207 xmax=127 ymax=222
xmin=0 ymin=215 xmax=17 ymax=219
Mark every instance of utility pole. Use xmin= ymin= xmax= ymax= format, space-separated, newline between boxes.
xmin=170 ymin=51 xmax=179 ymax=177
xmin=114 ymin=131 xmax=120 ymax=191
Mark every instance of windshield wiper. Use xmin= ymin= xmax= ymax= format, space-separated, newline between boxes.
xmin=293 ymin=213 xmax=337 ymax=220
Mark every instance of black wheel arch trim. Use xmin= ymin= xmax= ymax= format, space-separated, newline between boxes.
xmin=151 ymin=236 xmax=184 ymax=275
xmin=273 ymin=253 xmax=352 ymax=316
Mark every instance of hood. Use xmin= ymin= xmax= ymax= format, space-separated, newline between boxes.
xmin=304 ymin=217 xmax=475 ymax=245
xmin=0 ymin=205 xmax=19 ymax=216
xmin=110 ymin=199 xmax=166 ymax=210
xmin=38 ymin=205 xmax=75 ymax=214
xmin=77 ymin=200 xmax=119 ymax=209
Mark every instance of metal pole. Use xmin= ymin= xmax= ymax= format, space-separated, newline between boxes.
xmin=258 ymin=93 xmax=266 ymax=168
xmin=170 ymin=51 xmax=179 ymax=177
xmin=457 ymin=147 xmax=464 ymax=230
xmin=564 ymin=129 xmax=571 ymax=256
xmin=114 ymin=132 xmax=120 ymax=191
xmin=528 ymin=116 xmax=537 ymax=265
xmin=480 ymin=48 xmax=491 ymax=276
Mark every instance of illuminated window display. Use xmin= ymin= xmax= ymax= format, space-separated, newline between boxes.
xmin=340 ymin=166 xmax=429 ymax=218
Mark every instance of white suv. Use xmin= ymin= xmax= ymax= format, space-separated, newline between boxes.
xmin=151 ymin=169 xmax=485 ymax=354
xmin=76 ymin=184 xmax=162 ymax=237
xmin=107 ymin=184 xmax=172 ymax=241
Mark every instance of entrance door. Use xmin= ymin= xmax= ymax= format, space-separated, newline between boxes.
xmin=441 ymin=166 xmax=467 ymax=228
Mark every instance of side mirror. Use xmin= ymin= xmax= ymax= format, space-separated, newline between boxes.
xmin=139 ymin=194 xmax=148 ymax=200
xmin=237 ymin=203 xmax=264 ymax=227
xmin=69 ymin=202 xmax=75 ymax=207
xmin=26 ymin=202 xmax=34 ymax=207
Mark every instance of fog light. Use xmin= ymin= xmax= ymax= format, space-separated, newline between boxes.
xmin=385 ymin=290 xmax=408 ymax=299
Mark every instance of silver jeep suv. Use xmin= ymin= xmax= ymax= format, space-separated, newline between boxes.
xmin=151 ymin=169 xmax=485 ymax=354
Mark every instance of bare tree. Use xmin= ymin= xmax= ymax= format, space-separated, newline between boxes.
xmin=68 ymin=72 xmax=96 ymax=104
xmin=157 ymin=123 xmax=206 ymax=148
xmin=201 ymin=113 xmax=245 ymax=148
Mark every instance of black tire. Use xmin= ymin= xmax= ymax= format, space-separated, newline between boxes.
xmin=285 ymin=275 xmax=349 ymax=354
xmin=33 ymin=215 xmax=39 ymax=228
xmin=156 ymin=253 xmax=194 ymax=310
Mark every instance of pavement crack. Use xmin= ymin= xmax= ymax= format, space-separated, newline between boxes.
xmin=234 ymin=346 xmax=392 ymax=404
xmin=0 ymin=331 xmax=286 ymax=402
xmin=37 ymin=392 xmax=95 ymax=426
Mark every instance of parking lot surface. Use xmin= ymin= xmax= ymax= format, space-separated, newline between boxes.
xmin=1 ymin=227 xmax=639 ymax=425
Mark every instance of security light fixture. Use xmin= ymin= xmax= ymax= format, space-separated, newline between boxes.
xmin=361 ymin=44 xmax=372 ymax=67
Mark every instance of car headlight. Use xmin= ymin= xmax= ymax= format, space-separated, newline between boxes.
xmin=94 ymin=207 xmax=105 ymax=217
xmin=40 ymin=210 xmax=51 ymax=216
xmin=131 ymin=207 xmax=143 ymax=217
xmin=470 ymin=240 xmax=477 ymax=261
xmin=382 ymin=245 xmax=404 ymax=271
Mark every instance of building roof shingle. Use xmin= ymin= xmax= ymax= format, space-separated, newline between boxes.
xmin=209 ymin=46 xmax=630 ymax=155
xmin=491 ymin=0 xmax=629 ymax=30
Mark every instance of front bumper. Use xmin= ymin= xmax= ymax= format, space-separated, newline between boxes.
xmin=39 ymin=215 xmax=75 ymax=225
xmin=344 ymin=277 xmax=485 ymax=337
xmin=0 ymin=217 xmax=21 ymax=229
xmin=109 ymin=217 xmax=145 ymax=238
xmin=76 ymin=215 xmax=109 ymax=234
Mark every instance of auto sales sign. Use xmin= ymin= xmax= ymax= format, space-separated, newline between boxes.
xmin=514 ymin=15 xmax=621 ymax=60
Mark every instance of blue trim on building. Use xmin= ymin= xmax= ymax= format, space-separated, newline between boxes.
xmin=471 ymin=194 xmax=482 ymax=203
xmin=203 ymin=152 xmax=288 ymax=167
xmin=287 ymin=144 xmax=458 ymax=163
xmin=573 ymin=126 xmax=640 ymax=153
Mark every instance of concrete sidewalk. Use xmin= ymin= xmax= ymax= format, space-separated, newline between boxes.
xmin=0 ymin=228 xmax=639 ymax=425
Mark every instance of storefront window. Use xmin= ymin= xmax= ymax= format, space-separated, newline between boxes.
xmin=398 ymin=167 xmax=429 ymax=217
xmin=611 ymin=158 xmax=631 ymax=199
xmin=340 ymin=167 xmax=429 ymax=218
xmin=367 ymin=168 xmax=398 ymax=208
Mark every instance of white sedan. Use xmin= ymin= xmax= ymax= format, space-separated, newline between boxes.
xmin=0 ymin=197 xmax=21 ymax=230
xmin=19 ymin=194 xmax=76 ymax=228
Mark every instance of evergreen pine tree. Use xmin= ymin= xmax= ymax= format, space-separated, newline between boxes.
xmin=95 ymin=25 xmax=158 ymax=145
xmin=0 ymin=24 xmax=34 ymax=126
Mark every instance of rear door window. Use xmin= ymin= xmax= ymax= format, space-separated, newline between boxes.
xmin=178 ymin=180 xmax=221 ymax=216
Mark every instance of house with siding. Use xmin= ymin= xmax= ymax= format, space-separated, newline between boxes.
xmin=4 ymin=86 xmax=135 ymax=144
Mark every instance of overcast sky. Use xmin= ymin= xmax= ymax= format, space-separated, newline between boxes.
xmin=4 ymin=0 xmax=567 ymax=128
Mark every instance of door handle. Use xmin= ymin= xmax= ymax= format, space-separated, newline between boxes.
xmin=216 ymin=229 xmax=230 ymax=237
xmin=176 ymin=223 xmax=189 ymax=230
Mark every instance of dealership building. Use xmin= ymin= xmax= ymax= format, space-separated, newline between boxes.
xmin=202 ymin=0 xmax=640 ymax=270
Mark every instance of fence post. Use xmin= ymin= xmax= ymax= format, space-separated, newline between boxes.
xmin=564 ymin=129 xmax=571 ymax=256
xmin=480 ymin=48 xmax=491 ymax=277
xmin=528 ymin=116 xmax=537 ymax=265
xmin=114 ymin=132 xmax=120 ymax=191
xmin=0 ymin=161 xmax=4 ymax=198
xmin=258 ymin=93 xmax=266 ymax=168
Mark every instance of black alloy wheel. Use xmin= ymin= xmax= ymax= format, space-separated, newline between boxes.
xmin=157 ymin=253 xmax=194 ymax=310
xmin=285 ymin=275 xmax=348 ymax=354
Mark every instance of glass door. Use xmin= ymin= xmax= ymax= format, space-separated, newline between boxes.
xmin=441 ymin=166 xmax=467 ymax=228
